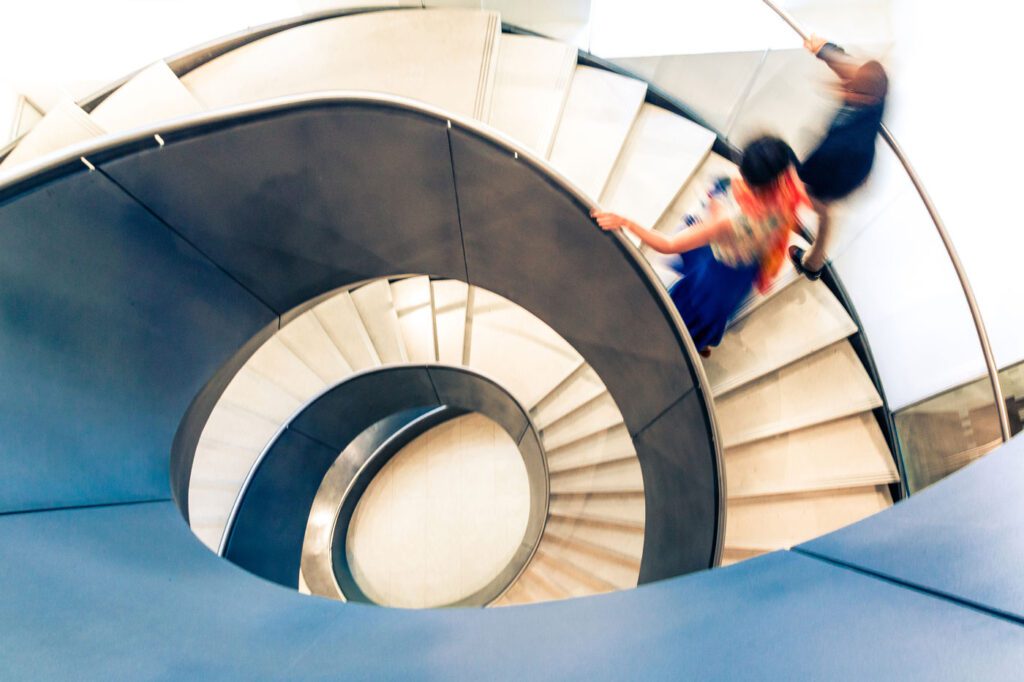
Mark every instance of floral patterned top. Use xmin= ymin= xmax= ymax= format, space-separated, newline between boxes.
xmin=704 ymin=170 xmax=810 ymax=292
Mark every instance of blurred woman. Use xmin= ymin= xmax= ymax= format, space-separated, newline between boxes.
xmin=791 ymin=34 xmax=889 ymax=279
xmin=592 ymin=136 xmax=809 ymax=355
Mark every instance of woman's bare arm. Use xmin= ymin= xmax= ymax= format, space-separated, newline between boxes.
xmin=591 ymin=209 xmax=731 ymax=254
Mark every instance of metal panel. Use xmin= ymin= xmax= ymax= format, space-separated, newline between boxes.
xmin=222 ymin=428 xmax=340 ymax=587
xmin=0 ymin=169 xmax=274 ymax=513
xmin=801 ymin=435 xmax=1024 ymax=622
xmin=289 ymin=366 xmax=440 ymax=450
xmin=429 ymin=365 xmax=529 ymax=441
xmin=4 ymin=503 xmax=1024 ymax=679
xmin=448 ymin=126 xmax=696 ymax=433
xmin=100 ymin=104 xmax=467 ymax=314
xmin=633 ymin=390 xmax=719 ymax=582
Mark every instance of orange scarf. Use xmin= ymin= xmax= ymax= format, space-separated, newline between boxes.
xmin=731 ymin=168 xmax=810 ymax=292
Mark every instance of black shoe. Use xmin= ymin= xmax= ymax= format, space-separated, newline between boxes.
xmin=789 ymin=245 xmax=822 ymax=281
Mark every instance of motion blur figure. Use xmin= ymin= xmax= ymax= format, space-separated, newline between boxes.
xmin=791 ymin=34 xmax=889 ymax=279
xmin=593 ymin=136 xmax=810 ymax=356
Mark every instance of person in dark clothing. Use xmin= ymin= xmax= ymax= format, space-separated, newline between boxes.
xmin=790 ymin=34 xmax=888 ymax=279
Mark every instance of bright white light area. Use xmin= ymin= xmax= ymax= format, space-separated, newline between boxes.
xmin=589 ymin=0 xmax=797 ymax=57
xmin=346 ymin=413 xmax=531 ymax=609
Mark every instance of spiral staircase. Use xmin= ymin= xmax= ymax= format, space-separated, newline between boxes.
xmin=0 ymin=7 xmax=901 ymax=605
xmin=6 ymin=5 xmax=1024 ymax=679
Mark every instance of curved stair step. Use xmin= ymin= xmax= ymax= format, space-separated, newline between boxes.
xmin=352 ymin=279 xmax=408 ymax=364
xmin=466 ymin=287 xmax=581 ymax=408
xmin=180 ymin=9 xmax=503 ymax=119
xmin=391 ymin=276 xmax=437 ymax=363
xmin=540 ymin=532 xmax=639 ymax=589
xmin=531 ymin=364 xmax=606 ymax=430
xmin=488 ymin=34 xmax=576 ymax=156
xmin=313 ymin=290 xmax=382 ymax=371
xmin=89 ymin=61 xmax=204 ymax=133
xmin=599 ymin=102 xmax=716 ymax=244
xmin=725 ymin=412 xmax=898 ymax=499
xmin=548 ymin=65 xmax=647 ymax=197
xmin=717 ymin=340 xmax=883 ymax=448
xmin=199 ymin=402 xmax=281 ymax=453
xmin=545 ymin=423 xmax=634 ymax=471
xmin=217 ymin=366 xmax=304 ymax=423
xmin=1 ymin=99 xmax=104 ymax=170
xmin=704 ymin=277 xmax=857 ymax=397
xmin=549 ymin=458 xmax=644 ymax=494
xmin=548 ymin=491 xmax=645 ymax=526
xmin=277 ymin=310 xmax=355 ymax=386
xmin=431 ymin=279 xmax=468 ymax=365
xmin=545 ymin=516 xmax=644 ymax=562
xmin=245 ymin=336 xmax=327 ymax=403
xmin=546 ymin=512 xmax=644 ymax=534
xmin=724 ymin=485 xmax=893 ymax=551
xmin=531 ymin=549 xmax=616 ymax=597
xmin=540 ymin=391 xmax=625 ymax=451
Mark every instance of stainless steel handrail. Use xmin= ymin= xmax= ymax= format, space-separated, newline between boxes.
xmin=761 ymin=0 xmax=1011 ymax=443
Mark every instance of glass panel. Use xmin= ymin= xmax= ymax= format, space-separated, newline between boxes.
xmin=998 ymin=362 xmax=1024 ymax=436
xmin=894 ymin=377 xmax=1003 ymax=493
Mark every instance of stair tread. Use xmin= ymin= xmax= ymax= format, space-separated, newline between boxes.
xmin=725 ymin=484 xmax=893 ymax=550
xmin=704 ymin=277 xmax=857 ymax=396
xmin=540 ymin=391 xmax=625 ymax=452
xmin=717 ymin=340 xmax=883 ymax=447
xmin=277 ymin=310 xmax=355 ymax=386
xmin=549 ymin=492 xmax=646 ymax=528
xmin=545 ymin=422 xmax=635 ymax=471
xmin=548 ymin=451 xmax=639 ymax=475
xmin=531 ymin=364 xmax=605 ymax=430
xmin=533 ymin=549 xmax=617 ymax=595
xmin=543 ymin=522 xmax=644 ymax=567
xmin=352 ymin=279 xmax=408 ymax=365
xmin=431 ymin=279 xmax=468 ymax=366
xmin=547 ymin=512 xmax=645 ymax=532
xmin=181 ymin=9 xmax=502 ymax=120
xmin=488 ymin=34 xmax=576 ymax=157
xmin=600 ymin=102 xmax=716 ymax=232
xmin=313 ymin=291 xmax=381 ymax=371
xmin=391 ymin=276 xmax=436 ymax=364
xmin=245 ymin=336 xmax=327 ymax=403
xmin=1 ymin=99 xmax=105 ymax=170
xmin=548 ymin=65 xmax=647 ymax=198
xmin=725 ymin=411 xmax=898 ymax=499
xmin=549 ymin=457 xmax=644 ymax=494
xmin=540 ymin=535 xmax=638 ymax=589
xmin=89 ymin=61 xmax=204 ymax=133
xmin=466 ymin=287 xmax=581 ymax=408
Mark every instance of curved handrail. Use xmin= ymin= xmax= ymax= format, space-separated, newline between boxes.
xmin=761 ymin=0 xmax=1011 ymax=443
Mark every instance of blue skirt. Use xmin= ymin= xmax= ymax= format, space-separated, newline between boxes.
xmin=668 ymin=246 xmax=759 ymax=350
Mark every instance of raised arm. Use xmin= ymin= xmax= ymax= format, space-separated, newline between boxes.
xmin=591 ymin=209 xmax=731 ymax=254
xmin=805 ymin=34 xmax=860 ymax=81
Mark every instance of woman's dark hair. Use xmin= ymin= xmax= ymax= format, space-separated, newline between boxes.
xmin=739 ymin=136 xmax=796 ymax=189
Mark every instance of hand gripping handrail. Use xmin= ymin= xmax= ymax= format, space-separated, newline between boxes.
xmin=762 ymin=0 xmax=1011 ymax=444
